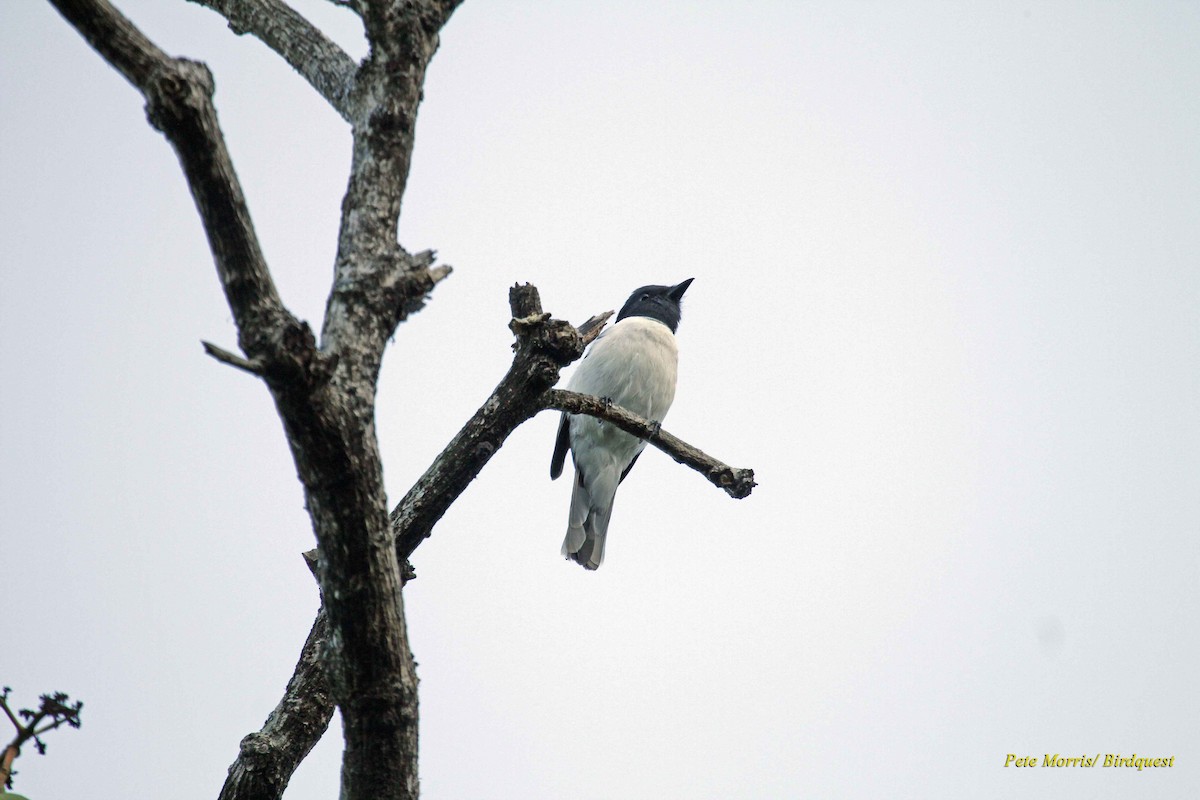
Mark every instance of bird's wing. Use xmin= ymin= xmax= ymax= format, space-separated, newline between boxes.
xmin=618 ymin=450 xmax=642 ymax=484
xmin=550 ymin=412 xmax=571 ymax=479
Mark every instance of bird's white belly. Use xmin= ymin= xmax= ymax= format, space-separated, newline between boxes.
xmin=566 ymin=316 xmax=679 ymax=469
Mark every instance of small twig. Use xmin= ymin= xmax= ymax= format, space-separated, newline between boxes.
xmin=391 ymin=258 xmax=454 ymax=322
xmin=427 ymin=264 xmax=453 ymax=284
xmin=0 ymin=699 xmax=19 ymax=730
xmin=543 ymin=389 xmax=757 ymax=499
xmin=576 ymin=310 xmax=613 ymax=343
xmin=202 ymin=341 xmax=266 ymax=376
xmin=31 ymin=717 xmax=71 ymax=737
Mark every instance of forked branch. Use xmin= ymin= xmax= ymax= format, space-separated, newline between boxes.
xmin=390 ymin=284 xmax=592 ymax=561
xmin=0 ymin=688 xmax=83 ymax=791
xmin=391 ymin=285 xmax=754 ymax=562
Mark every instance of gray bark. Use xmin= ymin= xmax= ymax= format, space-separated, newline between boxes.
xmin=47 ymin=2 xmax=455 ymax=797
xmin=187 ymin=0 xmax=359 ymax=120
xmin=218 ymin=612 xmax=334 ymax=800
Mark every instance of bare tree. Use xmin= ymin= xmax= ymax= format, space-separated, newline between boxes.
xmin=44 ymin=2 xmax=756 ymax=798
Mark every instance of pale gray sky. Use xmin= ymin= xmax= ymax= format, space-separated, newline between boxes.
xmin=2 ymin=2 xmax=1198 ymax=798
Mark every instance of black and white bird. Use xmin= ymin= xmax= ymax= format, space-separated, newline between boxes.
xmin=550 ymin=278 xmax=694 ymax=569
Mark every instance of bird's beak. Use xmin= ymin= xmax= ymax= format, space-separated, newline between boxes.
xmin=668 ymin=278 xmax=694 ymax=301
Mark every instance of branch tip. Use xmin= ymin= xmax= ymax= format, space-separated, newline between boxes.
xmin=577 ymin=310 xmax=614 ymax=343
xmin=544 ymin=389 xmax=756 ymax=500
xmin=202 ymin=341 xmax=266 ymax=376
xmin=508 ymin=284 xmax=544 ymax=318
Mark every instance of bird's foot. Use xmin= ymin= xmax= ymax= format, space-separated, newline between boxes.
xmin=647 ymin=419 xmax=662 ymax=438
xmin=597 ymin=396 xmax=614 ymax=424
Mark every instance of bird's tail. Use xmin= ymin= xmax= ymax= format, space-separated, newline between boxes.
xmin=561 ymin=477 xmax=613 ymax=570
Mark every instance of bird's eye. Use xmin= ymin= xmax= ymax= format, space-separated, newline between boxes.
xmin=640 ymin=293 xmax=650 ymax=301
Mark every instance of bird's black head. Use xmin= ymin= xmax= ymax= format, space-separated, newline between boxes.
xmin=615 ymin=278 xmax=694 ymax=333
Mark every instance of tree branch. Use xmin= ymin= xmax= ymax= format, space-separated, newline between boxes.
xmin=322 ymin=1 xmax=464 ymax=373
xmin=48 ymin=0 xmax=314 ymax=383
xmin=188 ymin=0 xmax=359 ymax=121
xmin=217 ymin=611 xmax=334 ymax=800
xmin=46 ymin=0 xmax=168 ymax=87
xmin=361 ymin=0 xmax=463 ymax=62
xmin=543 ymin=390 xmax=757 ymax=499
xmin=390 ymin=285 xmax=592 ymax=562
xmin=0 ymin=700 xmax=19 ymax=731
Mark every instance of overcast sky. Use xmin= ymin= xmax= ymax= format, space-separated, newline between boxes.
xmin=2 ymin=2 xmax=1198 ymax=798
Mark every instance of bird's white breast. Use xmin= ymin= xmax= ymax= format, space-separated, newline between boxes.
xmin=566 ymin=315 xmax=679 ymax=476
xmin=567 ymin=316 xmax=679 ymax=421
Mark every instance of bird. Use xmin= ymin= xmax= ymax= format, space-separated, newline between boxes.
xmin=550 ymin=278 xmax=694 ymax=569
